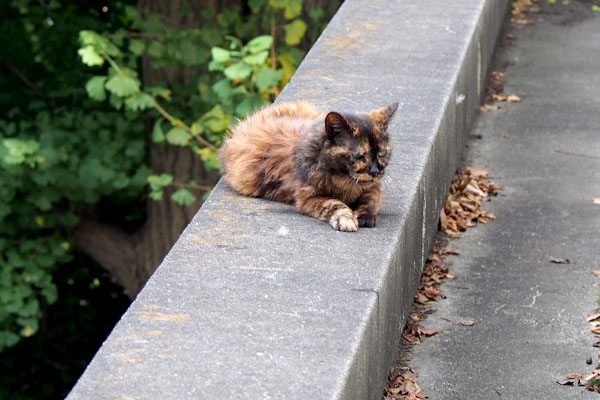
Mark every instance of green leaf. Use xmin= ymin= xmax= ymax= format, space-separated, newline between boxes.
xmin=149 ymin=190 xmax=163 ymax=201
xmin=18 ymin=318 xmax=39 ymax=337
xmin=284 ymin=19 xmax=307 ymax=45
xmin=308 ymin=7 xmax=324 ymax=21
xmin=105 ymin=74 xmax=141 ymax=97
xmin=147 ymin=173 xmax=173 ymax=189
xmin=125 ymin=92 xmax=156 ymax=111
xmin=129 ymin=39 xmax=146 ymax=55
xmin=256 ymin=67 xmax=282 ymax=89
xmin=593 ymin=5 xmax=600 ymax=12
xmin=269 ymin=0 xmax=287 ymax=8
xmin=42 ymin=282 xmax=58 ymax=304
xmin=78 ymin=45 xmax=104 ymax=66
xmin=248 ymin=0 xmax=265 ymax=13
xmin=246 ymin=35 xmax=273 ymax=54
xmin=2 ymin=139 xmax=40 ymax=165
xmin=284 ymin=0 xmax=303 ymax=19
xmin=171 ymin=188 xmax=196 ymax=206
xmin=208 ymin=60 xmax=225 ymax=71
xmin=109 ymin=94 xmax=124 ymax=110
xmin=59 ymin=212 xmax=80 ymax=227
xmin=147 ymin=87 xmax=172 ymax=101
xmin=200 ymin=104 xmax=230 ymax=136
xmin=211 ymin=47 xmax=231 ymax=63
xmin=152 ymin=119 xmax=166 ymax=143
xmin=235 ymin=95 xmax=265 ymax=117
xmin=212 ymin=78 xmax=233 ymax=103
xmin=278 ymin=50 xmax=298 ymax=84
xmin=85 ymin=76 xmax=107 ymax=101
xmin=79 ymin=30 xmax=120 ymax=56
xmin=224 ymin=62 xmax=253 ymax=80
xmin=197 ymin=148 xmax=220 ymax=171
xmin=0 ymin=331 xmax=20 ymax=350
xmin=148 ymin=41 xmax=166 ymax=58
xmin=166 ymin=127 xmax=192 ymax=146
xmin=243 ymin=50 xmax=269 ymax=66
xmin=79 ymin=30 xmax=102 ymax=46
xmin=148 ymin=173 xmax=173 ymax=201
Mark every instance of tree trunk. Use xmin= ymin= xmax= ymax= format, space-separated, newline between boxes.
xmin=73 ymin=0 xmax=226 ymax=299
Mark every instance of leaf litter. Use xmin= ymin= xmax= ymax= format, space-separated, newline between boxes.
xmin=479 ymin=0 xmax=539 ymax=115
xmin=440 ymin=168 xmax=502 ymax=236
xmin=383 ymin=3 xmax=539 ymax=394
xmin=558 ymin=271 xmax=600 ymax=392
xmin=382 ymin=167 xmax=501 ymax=399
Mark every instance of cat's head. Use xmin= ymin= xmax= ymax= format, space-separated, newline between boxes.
xmin=323 ymin=103 xmax=398 ymax=184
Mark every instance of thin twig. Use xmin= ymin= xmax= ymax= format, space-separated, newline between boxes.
xmin=5 ymin=62 xmax=49 ymax=100
xmin=172 ymin=181 xmax=213 ymax=192
xmin=153 ymin=102 xmax=218 ymax=151
xmin=102 ymin=53 xmax=123 ymax=75
xmin=101 ymin=47 xmax=218 ymax=152
xmin=554 ymin=149 xmax=600 ymax=161
xmin=270 ymin=14 xmax=280 ymax=98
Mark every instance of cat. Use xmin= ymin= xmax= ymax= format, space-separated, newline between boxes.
xmin=219 ymin=101 xmax=398 ymax=232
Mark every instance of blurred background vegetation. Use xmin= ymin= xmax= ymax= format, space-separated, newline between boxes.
xmin=0 ymin=0 xmax=341 ymax=397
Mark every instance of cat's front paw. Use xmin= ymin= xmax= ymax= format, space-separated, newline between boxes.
xmin=330 ymin=209 xmax=358 ymax=232
xmin=357 ymin=213 xmax=377 ymax=228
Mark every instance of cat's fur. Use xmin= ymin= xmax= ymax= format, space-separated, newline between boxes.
xmin=219 ymin=101 xmax=398 ymax=231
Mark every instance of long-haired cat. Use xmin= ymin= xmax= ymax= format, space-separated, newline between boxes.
xmin=219 ymin=101 xmax=398 ymax=232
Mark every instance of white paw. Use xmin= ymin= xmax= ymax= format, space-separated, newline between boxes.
xmin=330 ymin=209 xmax=358 ymax=232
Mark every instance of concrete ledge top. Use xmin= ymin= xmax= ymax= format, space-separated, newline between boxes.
xmin=67 ymin=0 xmax=509 ymax=399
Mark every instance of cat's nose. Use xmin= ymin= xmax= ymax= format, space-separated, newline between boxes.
xmin=369 ymin=162 xmax=380 ymax=177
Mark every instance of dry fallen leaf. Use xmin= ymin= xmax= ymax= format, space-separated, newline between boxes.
xmin=557 ymin=379 xmax=575 ymax=386
xmin=593 ymin=271 xmax=600 ymax=279
xmin=549 ymin=257 xmax=571 ymax=264
xmin=506 ymin=94 xmax=522 ymax=102
xmin=466 ymin=167 xmax=488 ymax=178
xmin=415 ymin=292 xmax=430 ymax=305
xmin=587 ymin=313 xmax=600 ymax=323
xmin=480 ymin=104 xmax=501 ymax=112
xmin=591 ymin=326 xmax=600 ymax=335
xmin=421 ymin=330 xmax=439 ymax=337
xmin=456 ymin=319 xmax=476 ymax=326
xmin=437 ymin=243 xmax=460 ymax=256
xmin=594 ymin=197 xmax=600 ymax=205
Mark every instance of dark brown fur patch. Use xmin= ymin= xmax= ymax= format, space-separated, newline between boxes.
xmin=219 ymin=101 xmax=398 ymax=231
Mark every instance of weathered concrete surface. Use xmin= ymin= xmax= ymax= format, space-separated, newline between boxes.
xmin=410 ymin=2 xmax=600 ymax=399
xmin=67 ymin=1 xmax=509 ymax=399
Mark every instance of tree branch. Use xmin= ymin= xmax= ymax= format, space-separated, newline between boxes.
xmin=72 ymin=218 xmax=142 ymax=299
xmin=5 ymin=62 xmax=49 ymax=100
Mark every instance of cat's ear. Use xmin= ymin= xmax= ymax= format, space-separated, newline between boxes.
xmin=370 ymin=103 xmax=399 ymax=123
xmin=370 ymin=103 xmax=399 ymax=133
xmin=325 ymin=112 xmax=350 ymax=139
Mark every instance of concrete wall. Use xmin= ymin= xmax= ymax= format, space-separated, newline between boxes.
xmin=67 ymin=0 xmax=510 ymax=399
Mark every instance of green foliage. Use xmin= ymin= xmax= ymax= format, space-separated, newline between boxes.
xmin=0 ymin=254 xmax=130 ymax=399
xmin=1 ymin=0 xmax=338 ymax=372
xmin=0 ymin=0 xmax=149 ymax=355
xmin=73 ymin=0 xmax=327 ymax=204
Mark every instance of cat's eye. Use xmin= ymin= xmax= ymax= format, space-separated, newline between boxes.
xmin=378 ymin=149 xmax=387 ymax=157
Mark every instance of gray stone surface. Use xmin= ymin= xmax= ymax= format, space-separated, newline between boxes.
xmin=66 ymin=0 xmax=509 ymax=399
xmin=410 ymin=2 xmax=600 ymax=399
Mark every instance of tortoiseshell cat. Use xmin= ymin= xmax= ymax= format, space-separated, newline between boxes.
xmin=219 ymin=101 xmax=398 ymax=231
